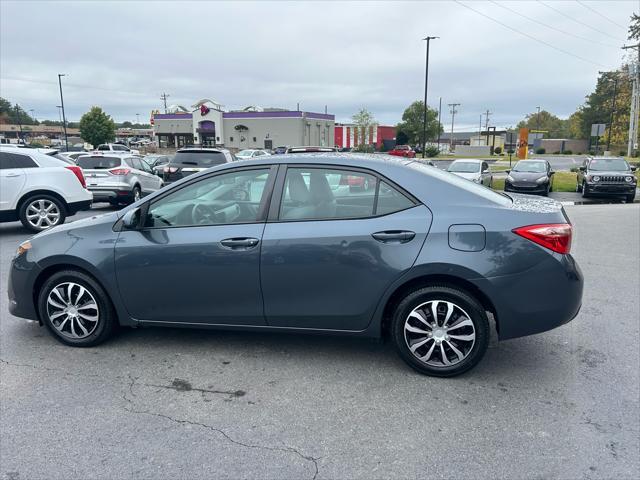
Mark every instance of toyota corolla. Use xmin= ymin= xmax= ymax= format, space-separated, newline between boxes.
xmin=8 ymin=155 xmax=583 ymax=377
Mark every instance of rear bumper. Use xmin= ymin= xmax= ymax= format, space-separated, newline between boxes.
xmin=477 ymin=253 xmax=583 ymax=340
xmin=89 ymin=187 xmax=133 ymax=202
xmin=67 ymin=199 xmax=92 ymax=215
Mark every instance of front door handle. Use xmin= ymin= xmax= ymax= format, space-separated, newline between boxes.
xmin=371 ymin=230 xmax=416 ymax=244
xmin=220 ymin=237 xmax=260 ymax=249
xmin=4 ymin=172 xmax=22 ymax=177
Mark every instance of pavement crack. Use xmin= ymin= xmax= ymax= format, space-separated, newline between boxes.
xmin=147 ymin=378 xmax=245 ymax=398
xmin=121 ymin=376 xmax=319 ymax=480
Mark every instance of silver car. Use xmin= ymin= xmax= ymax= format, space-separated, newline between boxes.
xmin=447 ymin=159 xmax=493 ymax=187
xmin=77 ymin=154 xmax=163 ymax=205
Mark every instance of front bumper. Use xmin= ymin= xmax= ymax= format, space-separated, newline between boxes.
xmin=477 ymin=253 xmax=583 ymax=340
xmin=585 ymin=182 xmax=636 ymax=195
xmin=504 ymin=182 xmax=549 ymax=195
xmin=8 ymin=251 xmax=41 ymax=321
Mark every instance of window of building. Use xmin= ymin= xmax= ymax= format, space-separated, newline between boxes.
xmin=230 ymin=137 xmax=234 ymax=142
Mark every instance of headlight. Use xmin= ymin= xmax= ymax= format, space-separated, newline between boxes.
xmin=626 ymin=176 xmax=635 ymax=182
xmin=536 ymin=176 xmax=548 ymax=184
xmin=592 ymin=175 xmax=600 ymax=182
xmin=16 ymin=240 xmax=31 ymax=256
xmin=506 ymin=175 xmax=514 ymax=182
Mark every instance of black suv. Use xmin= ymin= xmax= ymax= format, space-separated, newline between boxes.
xmin=577 ymin=156 xmax=637 ymax=202
xmin=162 ymin=147 xmax=234 ymax=184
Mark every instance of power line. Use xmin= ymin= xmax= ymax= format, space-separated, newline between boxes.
xmin=575 ymin=0 xmax=627 ymax=30
xmin=0 ymin=75 xmax=150 ymax=97
xmin=454 ymin=1 xmax=606 ymax=67
xmin=537 ymin=0 xmax=624 ymax=41
xmin=160 ymin=93 xmax=170 ymax=113
xmin=488 ymin=0 xmax=618 ymax=48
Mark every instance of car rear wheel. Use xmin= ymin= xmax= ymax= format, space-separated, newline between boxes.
xmin=19 ymin=195 xmax=66 ymax=232
xmin=131 ymin=186 xmax=141 ymax=204
xmin=392 ymin=285 xmax=490 ymax=377
xmin=38 ymin=270 xmax=116 ymax=347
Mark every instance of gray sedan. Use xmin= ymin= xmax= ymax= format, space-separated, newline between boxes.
xmin=8 ymin=154 xmax=583 ymax=377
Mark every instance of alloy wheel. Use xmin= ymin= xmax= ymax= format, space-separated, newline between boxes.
xmin=46 ymin=282 xmax=100 ymax=339
xmin=404 ymin=300 xmax=476 ymax=367
xmin=133 ymin=188 xmax=141 ymax=202
xmin=26 ymin=199 xmax=61 ymax=230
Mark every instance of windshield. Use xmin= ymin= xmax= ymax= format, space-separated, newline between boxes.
xmin=589 ymin=158 xmax=629 ymax=171
xmin=448 ymin=161 xmax=480 ymax=173
xmin=236 ymin=150 xmax=254 ymax=157
xmin=513 ymin=161 xmax=546 ymax=173
xmin=77 ymin=156 xmax=121 ymax=169
xmin=172 ymin=151 xmax=227 ymax=167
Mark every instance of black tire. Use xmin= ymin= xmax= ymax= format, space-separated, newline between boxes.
xmin=576 ymin=179 xmax=582 ymax=192
xmin=18 ymin=194 xmax=67 ymax=233
xmin=130 ymin=185 xmax=141 ymax=204
xmin=391 ymin=285 xmax=490 ymax=377
xmin=542 ymin=184 xmax=550 ymax=196
xmin=37 ymin=270 xmax=116 ymax=347
xmin=581 ymin=181 xmax=589 ymax=198
xmin=626 ymin=194 xmax=636 ymax=203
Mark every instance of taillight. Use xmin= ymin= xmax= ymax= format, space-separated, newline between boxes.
xmin=163 ymin=166 xmax=179 ymax=173
xmin=109 ymin=168 xmax=131 ymax=176
xmin=65 ymin=166 xmax=86 ymax=188
xmin=512 ymin=223 xmax=572 ymax=254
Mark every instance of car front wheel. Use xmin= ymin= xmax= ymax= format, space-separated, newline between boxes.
xmin=19 ymin=195 xmax=66 ymax=232
xmin=38 ymin=270 xmax=116 ymax=347
xmin=392 ymin=285 xmax=490 ymax=377
xmin=581 ymin=181 xmax=590 ymax=198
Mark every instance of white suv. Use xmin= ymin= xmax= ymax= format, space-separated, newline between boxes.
xmin=0 ymin=147 xmax=92 ymax=232
xmin=96 ymin=143 xmax=140 ymax=155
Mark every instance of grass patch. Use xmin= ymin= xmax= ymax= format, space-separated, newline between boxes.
xmin=491 ymin=171 xmax=578 ymax=193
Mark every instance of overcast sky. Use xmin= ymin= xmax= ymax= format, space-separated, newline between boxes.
xmin=0 ymin=0 xmax=636 ymax=130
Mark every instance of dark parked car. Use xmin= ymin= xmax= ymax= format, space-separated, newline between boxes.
xmin=505 ymin=159 xmax=555 ymax=196
xmin=162 ymin=147 xmax=234 ymax=184
xmin=8 ymin=154 xmax=583 ymax=377
xmin=273 ymin=146 xmax=289 ymax=155
xmin=144 ymin=154 xmax=171 ymax=177
xmin=577 ymin=156 xmax=637 ymax=202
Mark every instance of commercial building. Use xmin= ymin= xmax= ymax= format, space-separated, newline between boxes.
xmin=152 ymin=100 xmax=335 ymax=150
xmin=334 ymin=124 xmax=396 ymax=149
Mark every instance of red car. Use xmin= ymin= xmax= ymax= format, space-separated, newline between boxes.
xmin=388 ymin=145 xmax=416 ymax=158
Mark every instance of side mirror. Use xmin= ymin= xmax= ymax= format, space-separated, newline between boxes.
xmin=505 ymin=169 xmax=511 ymax=174
xmin=579 ymin=166 xmax=586 ymax=172
xmin=549 ymin=170 xmax=556 ymax=175
xmin=631 ymin=165 xmax=637 ymax=172
xmin=121 ymin=208 xmax=141 ymax=230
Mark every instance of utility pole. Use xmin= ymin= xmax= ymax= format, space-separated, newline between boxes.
xmin=622 ymin=43 xmax=640 ymax=157
xmin=436 ymin=96 xmax=442 ymax=150
xmin=57 ymin=74 xmax=68 ymax=152
xmin=14 ymin=105 xmax=23 ymax=142
xmin=136 ymin=113 xmax=140 ymax=125
xmin=422 ymin=36 xmax=439 ymax=158
xmin=483 ymin=109 xmax=491 ymax=145
xmin=600 ymin=72 xmax=619 ymax=153
xmin=478 ymin=114 xmax=482 ymax=144
xmin=29 ymin=109 xmax=36 ymax=122
xmin=536 ymin=106 xmax=541 ymax=134
xmin=448 ymin=103 xmax=460 ymax=152
xmin=160 ymin=93 xmax=170 ymax=113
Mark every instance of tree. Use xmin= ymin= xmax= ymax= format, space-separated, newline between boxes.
xmin=396 ymin=101 xmax=441 ymax=145
xmin=351 ymin=108 xmax=378 ymax=147
xmin=79 ymin=107 xmax=116 ymax=147
xmin=629 ymin=12 xmax=640 ymax=40
xmin=516 ymin=110 xmax=568 ymax=138
xmin=0 ymin=97 xmax=37 ymax=125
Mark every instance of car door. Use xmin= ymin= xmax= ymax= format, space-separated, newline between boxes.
xmin=138 ymin=157 xmax=163 ymax=191
xmin=260 ymin=166 xmax=432 ymax=331
xmin=114 ymin=166 xmax=275 ymax=325
xmin=0 ymin=151 xmax=32 ymax=212
xmin=481 ymin=162 xmax=491 ymax=186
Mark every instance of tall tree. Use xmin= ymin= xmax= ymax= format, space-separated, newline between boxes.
xmin=351 ymin=108 xmax=378 ymax=147
xmin=629 ymin=12 xmax=640 ymax=40
xmin=516 ymin=110 xmax=568 ymax=138
xmin=79 ymin=107 xmax=116 ymax=147
xmin=396 ymin=101 xmax=441 ymax=145
xmin=0 ymin=97 xmax=37 ymax=125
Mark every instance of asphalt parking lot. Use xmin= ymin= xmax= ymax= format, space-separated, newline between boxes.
xmin=1 ymin=203 xmax=638 ymax=480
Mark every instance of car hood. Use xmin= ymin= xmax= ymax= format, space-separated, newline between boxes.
xmin=587 ymin=170 xmax=633 ymax=176
xmin=31 ymin=211 xmax=118 ymax=240
xmin=509 ymin=172 xmax=547 ymax=182
xmin=450 ymin=172 xmax=480 ymax=180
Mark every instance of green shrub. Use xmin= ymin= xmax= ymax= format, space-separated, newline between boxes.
xmin=493 ymin=146 xmax=502 ymax=154
xmin=619 ymin=151 xmax=626 ymax=156
xmin=536 ymin=148 xmax=546 ymax=154
xmin=424 ymin=145 xmax=439 ymax=157
xmin=353 ymin=144 xmax=375 ymax=153
xmin=28 ymin=142 xmax=45 ymax=148
xmin=563 ymin=150 xmax=572 ymax=155
xmin=576 ymin=152 xmax=582 ymax=155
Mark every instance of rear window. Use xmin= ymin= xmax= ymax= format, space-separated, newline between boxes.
xmin=172 ymin=151 xmax=227 ymax=167
xmin=77 ymin=156 xmax=122 ymax=169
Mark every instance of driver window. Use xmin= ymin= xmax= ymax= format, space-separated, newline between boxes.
xmin=144 ymin=168 xmax=271 ymax=228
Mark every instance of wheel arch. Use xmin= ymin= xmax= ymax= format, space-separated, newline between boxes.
xmin=17 ymin=189 xmax=69 ymax=214
xmin=378 ymin=273 xmax=498 ymax=338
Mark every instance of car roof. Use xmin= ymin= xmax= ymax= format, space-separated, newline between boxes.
xmin=176 ymin=147 xmax=230 ymax=152
xmin=450 ymin=158 xmax=483 ymax=163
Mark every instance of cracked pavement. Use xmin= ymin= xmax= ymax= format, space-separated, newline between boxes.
xmin=1 ymin=204 xmax=639 ymax=479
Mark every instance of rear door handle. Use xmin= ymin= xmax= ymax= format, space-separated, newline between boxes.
xmin=4 ymin=172 xmax=22 ymax=177
xmin=220 ymin=237 xmax=260 ymax=249
xmin=371 ymin=230 xmax=416 ymax=244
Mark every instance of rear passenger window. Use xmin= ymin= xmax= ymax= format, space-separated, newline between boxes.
xmin=0 ymin=152 xmax=38 ymax=169
xmin=376 ymin=181 xmax=415 ymax=215
xmin=280 ymin=168 xmax=377 ymax=221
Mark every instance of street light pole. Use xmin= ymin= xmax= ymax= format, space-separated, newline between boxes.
xmin=422 ymin=36 xmax=438 ymax=158
xmin=57 ymin=74 xmax=69 ymax=152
